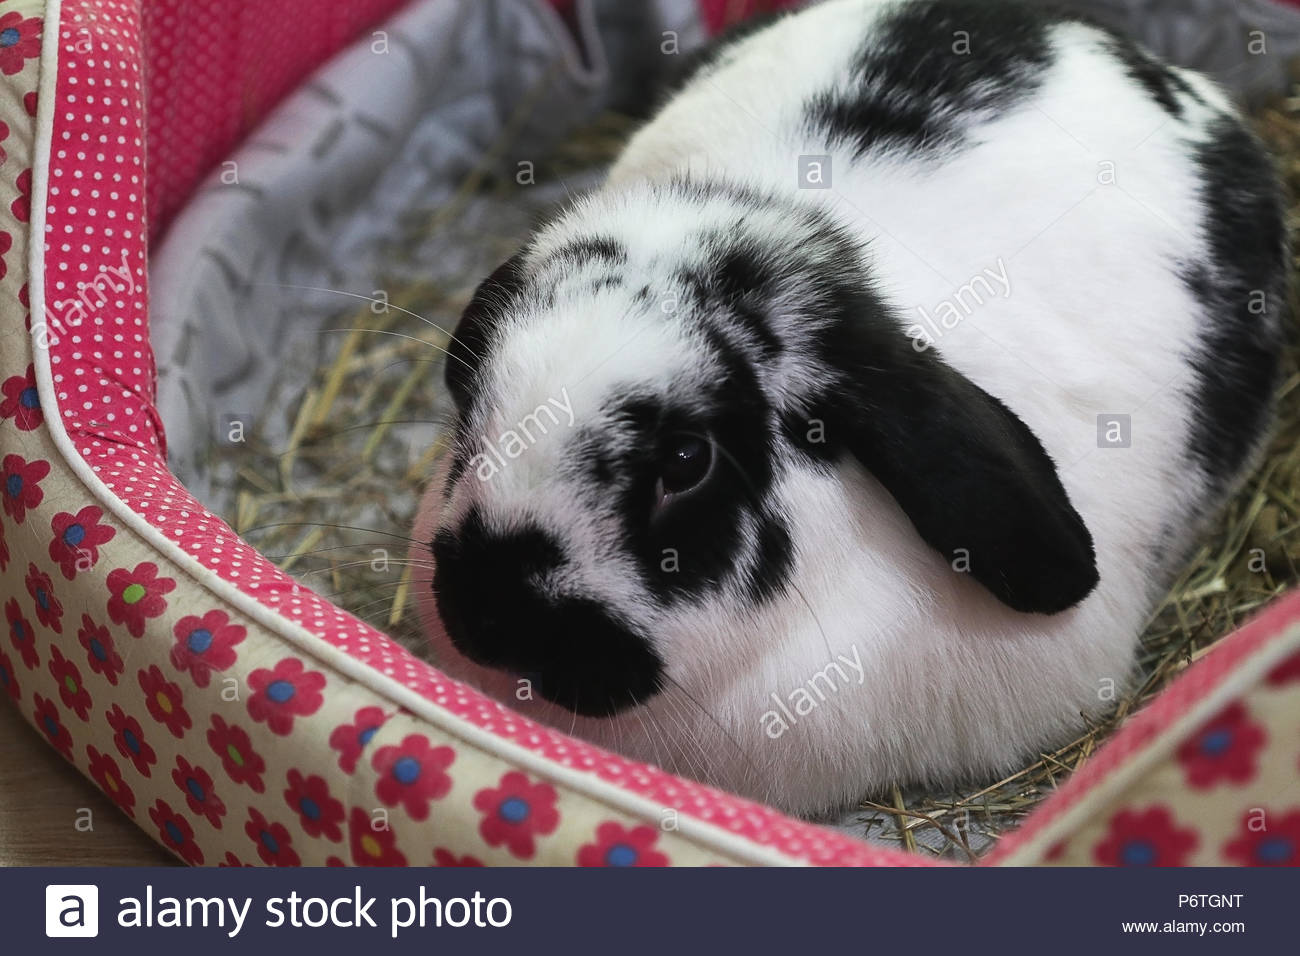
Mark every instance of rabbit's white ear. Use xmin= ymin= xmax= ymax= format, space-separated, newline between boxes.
xmin=826 ymin=326 xmax=1098 ymax=615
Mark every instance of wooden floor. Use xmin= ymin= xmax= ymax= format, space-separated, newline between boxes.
xmin=0 ymin=702 xmax=175 ymax=866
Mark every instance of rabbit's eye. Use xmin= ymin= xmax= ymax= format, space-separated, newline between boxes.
xmin=656 ymin=433 xmax=713 ymax=500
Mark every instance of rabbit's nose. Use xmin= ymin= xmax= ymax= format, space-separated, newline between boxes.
xmin=429 ymin=508 xmax=565 ymax=665
xmin=429 ymin=507 xmax=663 ymax=717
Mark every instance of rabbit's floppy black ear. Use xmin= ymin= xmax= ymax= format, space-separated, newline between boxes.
xmin=445 ymin=251 xmax=529 ymax=410
xmin=829 ymin=330 xmax=1098 ymax=615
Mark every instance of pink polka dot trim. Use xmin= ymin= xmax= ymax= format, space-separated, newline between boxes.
xmin=141 ymin=0 xmax=410 ymax=244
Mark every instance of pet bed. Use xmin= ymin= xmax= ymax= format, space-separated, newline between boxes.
xmin=0 ymin=0 xmax=1298 ymax=867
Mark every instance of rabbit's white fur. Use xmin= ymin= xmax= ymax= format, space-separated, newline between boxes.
xmin=413 ymin=0 xmax=1284 ymax=816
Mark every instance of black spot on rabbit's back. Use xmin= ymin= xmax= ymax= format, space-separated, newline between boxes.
xmin=1183 ymin=117 xmax=1289 ymax=487
xmin=806 ymin=0 xmax=1054 ymax=160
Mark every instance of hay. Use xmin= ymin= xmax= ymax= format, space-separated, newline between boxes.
xmin=222 ymin=89 xmax=1299 ymax=860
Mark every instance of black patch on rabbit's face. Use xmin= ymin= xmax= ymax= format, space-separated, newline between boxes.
xmin=570 ymin=371 xmax=794 ymax=610
xmin=642 ymin=233 xmax=799 ymax=604
xmin=1181 ymin=117 xmax=1288 ymax=488
xmin=624 ymin=336 xmax=794 ymax=607
xmin=431 ymin=509 xmax=664 ymax=717
xmin=806 ymin=0 xmax=1052 ymax=159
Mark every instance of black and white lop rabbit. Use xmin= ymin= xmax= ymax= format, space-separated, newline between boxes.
xmin=411 ymin=0 xmax=1289 ymax=816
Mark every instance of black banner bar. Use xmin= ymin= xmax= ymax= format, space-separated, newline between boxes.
xmin=3 ymin=865 xmax=1286 ymax=954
